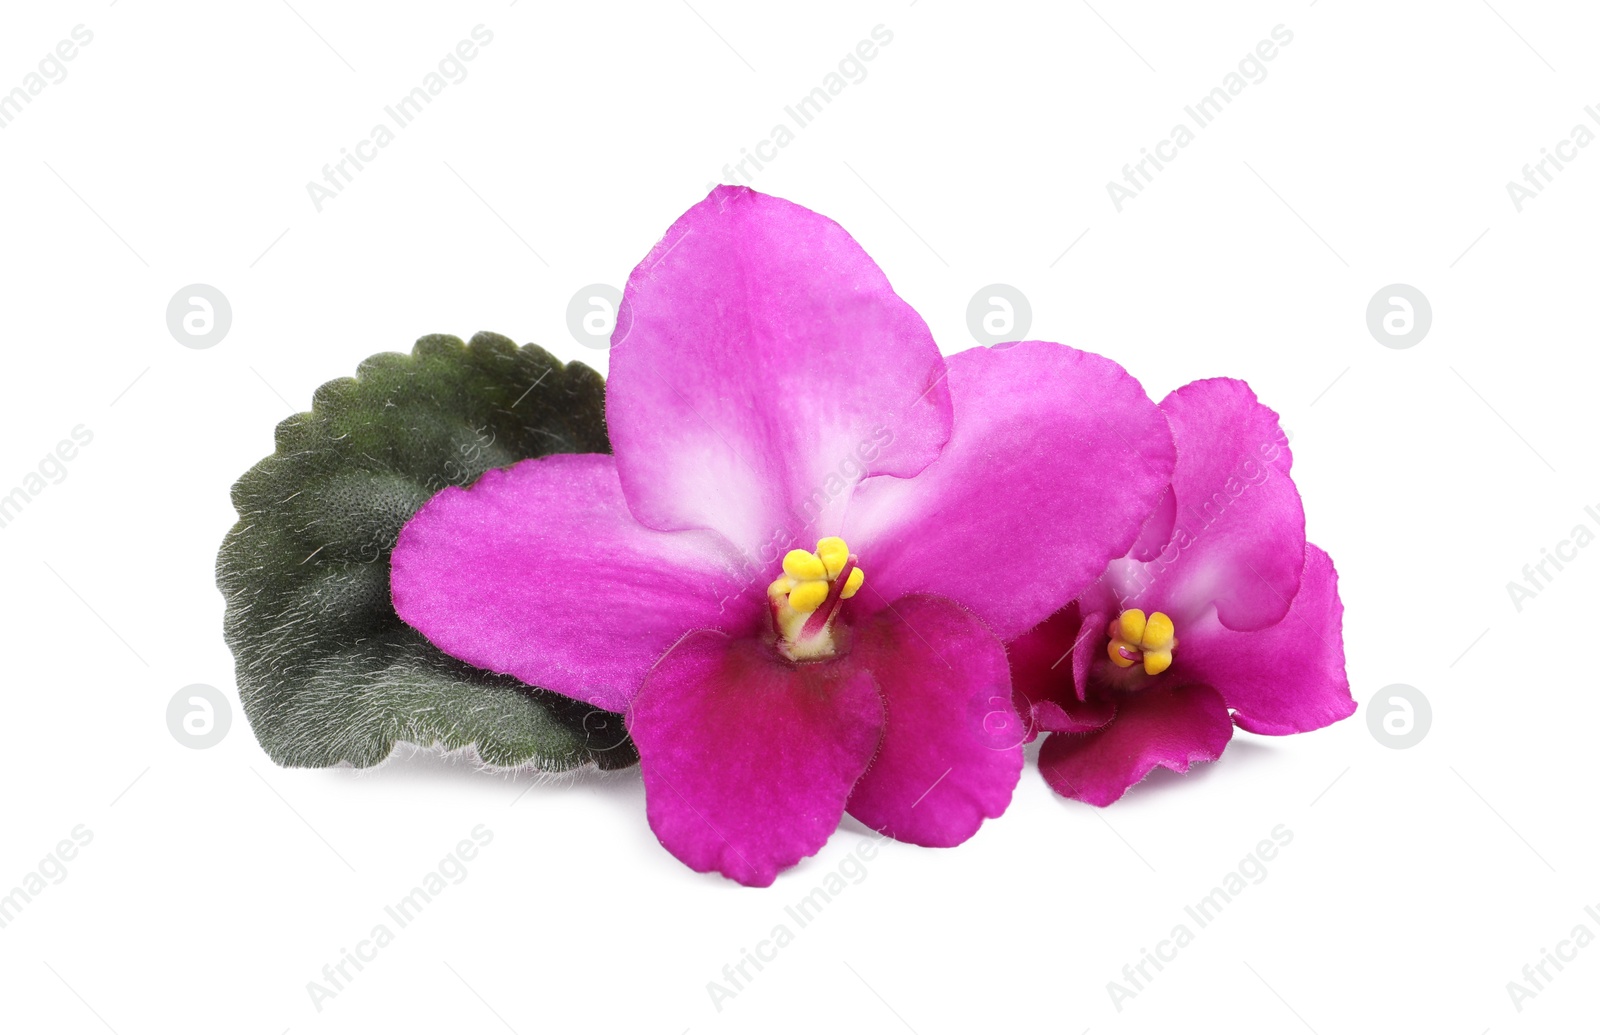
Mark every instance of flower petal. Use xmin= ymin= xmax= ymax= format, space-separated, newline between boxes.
xmin=628 ymin=631 xmax=884 ymax=887
xmin=1178 ymin=544 xmax=1355 ymax=735
xmin=845 ymin=341 xmax=1175 ymax=641
xmin=1038 ymin=684 xmax=1233 ymax=806
xmin=1113 ymin=378 xmax=1304 ymax=631
xmin=1007 ymin=602 xmax=1117 ymax=732
xmin=1036 ymin=694 xmax=1119 ymax=735
xmin=607 ymin=186 xmax=953 ymax=561
xmin=391 ymin=454 xmax=761 ymax=714
xmin=844 ymin=595 xmax=1022 ymax=846
xmin=1126 ymin=486 xmax=1177 ymax=562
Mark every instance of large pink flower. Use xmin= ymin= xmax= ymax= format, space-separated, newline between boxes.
xmin=391 ymin=187 xmax=1174 ymax=884
xmin=1009 ymin=378 xmax=1356 ymax=807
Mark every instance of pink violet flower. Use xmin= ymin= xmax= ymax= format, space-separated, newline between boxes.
xmin=390 ymin=186 xmax=1175 ymax=885
xmin=1008 ymin=378 xmax=1357 ymax=807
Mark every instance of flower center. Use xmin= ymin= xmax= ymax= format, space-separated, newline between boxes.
xmin=1106 ymin=608 xmax=1176 ymax=676
xmin=766 ymin=536 xmax=865 ymax=662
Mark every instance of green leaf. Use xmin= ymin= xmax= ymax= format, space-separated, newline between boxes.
xmin=217 ymin=332 xmax=637 ymax=771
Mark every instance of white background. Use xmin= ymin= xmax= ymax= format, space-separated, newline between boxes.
xmin=0 ymin=1 xmax=1594 ymax=1032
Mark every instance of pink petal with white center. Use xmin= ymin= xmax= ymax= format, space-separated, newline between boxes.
xmin=391 ymin=453 xmax=761 ymax=714
xmin=1178 ymin=544 xmax=1355 ymax=735
xmin=606 ymin=186 xmax=953 ymax=562
xmin=1111 ymin=378 xmax=1304 ymax=631
xmin=845 ymin=341 xmax=1175 ymax=642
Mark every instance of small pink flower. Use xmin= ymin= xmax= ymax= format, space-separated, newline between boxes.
xmin=1009 ymin=378 xmax=1356 ymax=806
xmin=389 ymin=187 xmax=1175 ymax=883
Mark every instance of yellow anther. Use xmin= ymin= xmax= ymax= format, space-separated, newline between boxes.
xmin=1107 ymin=608 xmax=1177 ymax=678
xmin=1141 ymin=612 xmax=1175 ymax=651
xmin=769 ymin=538 xmax=862 ymax=661
xmin=783 ymin=549 xmax=827 ymax=582
xmin=816 ymin=537 xmax=849 ymax=579
xmin=1142 ymin=649 xmax=1173 ymax=676
xmin=1117 ymin=608 xmax=1147 ymax=645
xmin=787 ymin=579 xmax=830 ymax=614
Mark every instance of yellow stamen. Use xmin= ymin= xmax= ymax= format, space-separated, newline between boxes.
xmin=816 ymin=536 xmax=849 ymax=580
xmin=766 ymin=538 xmax=866 ymax=660
xmin=1118 ymin=608 xmax=1147 ymax=645
xmin=1106 ymin=609 xmax=1177 ymax=677
xmin=1141 ymin=611 xmax=1175 ymax=651
xmin=787 ymin=579 xmax=830 ymax=613
xmin=783 ymin=549 xmax=827 ymax=581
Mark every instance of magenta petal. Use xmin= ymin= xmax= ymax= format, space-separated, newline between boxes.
xmin=1006 ymin=603 xmax=1078 ymax=739
xmin=843 ymin=595 xmax=1021 ymax=847
xmin=1069 ymin=607 xmax=1114 ymax=705
xmin=1180 ymin=544 xmax=1356 ymax=735
xmin=1038 ymin=684 xmax=1233 ymax=806
xmin=1124 ymin=378 xmax=1305 ymax=631
xmin=628 ymin=631 xmax=884 ymax=887
xmin=607 ymin=186 xmax=953 ymax=559
xmin=845 ymin=341 xmax=1175 ymax=641
xmin=391 ymin=454 xmax=761 ymax=714
xmin=1126 ymin=486 xmax=1176 ymax=563
xmin=1006 ymin=603 xmax=1115 ymax=734
xmin=1034 ymin=695 xmax=1118 ymax=735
